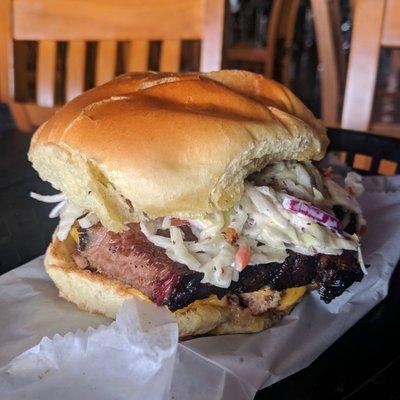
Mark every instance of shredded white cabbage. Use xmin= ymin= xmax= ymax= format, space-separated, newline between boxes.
xmin=325 ymin=178 xmax=362 ymax=214
xmin=30 ymin=192 xmax=66 ymax=203
xmin=358 ymin=245 xmax=368 ymax=275
xmin=48 ymin=199 xmax=66 ymax=218
xmin=139 ymin=221 xmax=171 ymax=249
xmin=345 ymin=172 xmax=365 ymax=197
xmin=166 ymin=226 xmax=201 ymax=270
xmin=200 ymin=242 xmax=238 ymax=288
xmin=30 ymin=192 xmax=98 ymax=241
xmin=325 ymin=175 xmax=367 ymax=229
xmin=78 ymin=212 xmax=100 ymax=229
xmin=57 ymin=202 xmax=85 ymax=241
xmin=198 ymin=212 xmax=225 ymax=241
xmin=228 ymin=204 xmax=247 ymax=234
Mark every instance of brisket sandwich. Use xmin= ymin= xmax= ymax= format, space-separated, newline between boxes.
xmin=28 ymin=70 xmax=367 ymax=337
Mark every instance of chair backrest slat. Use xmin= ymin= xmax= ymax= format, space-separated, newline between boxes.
xmin=126 ymin=40 xmax=149 ymax=72
xmin=36 ymin=40 xmax=57 ymax=107
xmin=66 ymin=41 xmax=86 ymax=102
xmin=382 ymin=0 xmax=400 ymax=47
xmin=199 ymin=0 xmax=224 ymax=72
xmin=311 ymin=0 xmax=342 ymax=127
xmin=342 ymin=0 xmax=400 ymax=137
xmin=13 ymin=0 xmax=203 ymax=41
xmin=342 ymin=0 xmax=386 ymax=131
xmin=95 ymin=40 xmax=117 ymax=87
xmin=0 ymin=0 xmax=13 ymax=100
xmin=160 ymin=40 xmax=181 ymax=72
xmin=2 ymin=0 xmax=224 ymax=131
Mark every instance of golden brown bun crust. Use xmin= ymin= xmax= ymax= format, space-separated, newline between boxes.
xmin=29 ymin=71 xmax=328 ymax=232
xmin=44 ymin=235 xmax=294 ymax=337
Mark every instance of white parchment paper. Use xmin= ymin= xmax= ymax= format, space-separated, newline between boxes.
xmin=0 ymin=300 xmax=178 ymax=400
xmin=1 ymin=175 xmax=400 ymax=400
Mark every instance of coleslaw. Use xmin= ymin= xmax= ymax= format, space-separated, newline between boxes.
xmin=31 ymin=161 xmax=366 ymax=288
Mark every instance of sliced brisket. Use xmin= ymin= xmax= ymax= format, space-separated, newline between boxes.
xmin=73 ymin=224 xmax=364 ymax=311
xmin=230 ymin=250 xmax=363 ymax=303
xmin=315 ymin=251 xmax=364 ymax=302
xmin=72 ymin=224 xmax=210 ymax=307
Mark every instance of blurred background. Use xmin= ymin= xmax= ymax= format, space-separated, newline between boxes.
xmin=0 ymin=0 xmax=399 ymax=140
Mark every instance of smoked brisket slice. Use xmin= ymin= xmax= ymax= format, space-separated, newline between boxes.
xmin=229 ymin=250 xmax=363 ymax=303
xmin=73 ymin=224 xmax=363 ymax=311
xmin=72 ymin=224 xmax=210 ymax=308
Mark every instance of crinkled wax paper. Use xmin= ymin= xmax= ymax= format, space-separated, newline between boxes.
xmin=0 ymin=176 xmax=399 ymax=400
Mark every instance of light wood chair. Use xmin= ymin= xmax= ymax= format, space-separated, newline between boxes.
xmin=342 ymin=0 xmax=400 ymax=138
xmin=226 ymin=0 xmax=300 ymax=87
xmin=0 ymin=0 xmax=224 ymax=132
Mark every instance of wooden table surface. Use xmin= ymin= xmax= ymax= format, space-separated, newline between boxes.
xmin=0 ymin=104 xmax=399 ymax=400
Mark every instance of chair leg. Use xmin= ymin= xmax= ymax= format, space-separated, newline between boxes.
xmin=8 ymin=102 xmax=33 ymax=133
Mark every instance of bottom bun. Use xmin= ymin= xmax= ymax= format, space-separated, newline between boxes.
xmin=44 ymin=235 xmax=304 ymax=337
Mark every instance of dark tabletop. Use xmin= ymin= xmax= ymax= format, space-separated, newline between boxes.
xmin=1 ymin=104 xmax=400 ymax=400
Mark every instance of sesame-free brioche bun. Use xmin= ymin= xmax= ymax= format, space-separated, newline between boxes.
xmin=29 ymin=70 xmax=328 ymax=232
xmin=45 ymin=234 xmax=301 ymax=337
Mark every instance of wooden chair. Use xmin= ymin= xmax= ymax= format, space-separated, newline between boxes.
xmin=0 ymin=0 xmax=224 ymax=132
xmin=342 ymin=0 xmax=400 ymax=138
xmin=310 ymin=0 xmax=346 ymax=127
xmin=226 ymin=0 xmax=300 ymax=87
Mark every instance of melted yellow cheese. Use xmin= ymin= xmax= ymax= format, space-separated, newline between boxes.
xmin=70 ymin=226 xmax=80 ymax=243
xmin=278 ymin=286 xmax=306 ymax=310
xmin=126 ymin=287 xmax=151 ymax=302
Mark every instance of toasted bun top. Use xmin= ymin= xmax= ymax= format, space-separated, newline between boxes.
xmin=29 ymin=70 xmax=328 ymax=231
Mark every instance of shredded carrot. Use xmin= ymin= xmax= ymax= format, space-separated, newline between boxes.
xmin=170 ymin=218 xmax=187 ymax=226
xmin=225 ymin=227 xmax=239 ymax=244
xmin=235 ymin=244 xmax=251 ymax=270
